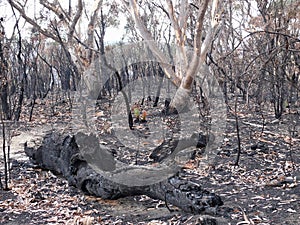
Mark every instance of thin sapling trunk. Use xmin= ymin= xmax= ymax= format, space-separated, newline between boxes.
xmin=234 ymin=94 xmax=242 ymax=166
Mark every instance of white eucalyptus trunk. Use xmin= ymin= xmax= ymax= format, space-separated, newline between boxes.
xmin=169 ymin=85 xmax=192 ymax=113
xmin=123 ymin=0 xmax=221 ymax=112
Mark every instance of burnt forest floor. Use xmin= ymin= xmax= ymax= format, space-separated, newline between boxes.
xmin=0 ymin=93 xmax=300 ymax=225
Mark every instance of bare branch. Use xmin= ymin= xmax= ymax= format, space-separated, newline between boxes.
xmin=86 ymin=0 xmax=103 ymax=64
xmin=183 ymin=0 xmax=210 ymax=83
xmin=193 ymin=0 xmax=210 ymax=56
xmin=166 ymin=0 xmax=189 ymax=78
xmin=68 ymin=0 xmax=83 ymax=42
xmin=39 ymin=0 xmax=71 ymax=23
xmin=8 ymin=0 xmax=60 ymax=42
xmin=151 ymin=2 xmax=169 ymax=19
xmin=178 ymin=0 xmax=189 ymax=34
xmin=166 ymin=0 xmax=182 ymax=44
xmin=185 ymin=0 xmax=221 ymax=81
xmin=122 ymin=0 xmax=181 ymax=86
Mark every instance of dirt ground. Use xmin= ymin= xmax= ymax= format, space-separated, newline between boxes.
xmin=0 ymin=97 xmax=299 ymax=224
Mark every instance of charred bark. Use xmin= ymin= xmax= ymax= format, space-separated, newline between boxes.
xmin=24 ymin=131 xmax=223 ymax=214
xmin=150 ymin=133 xmax=208 ymax=163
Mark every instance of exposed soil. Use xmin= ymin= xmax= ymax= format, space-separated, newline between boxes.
xmin=0 ymin=95 xmax=299 ymax=224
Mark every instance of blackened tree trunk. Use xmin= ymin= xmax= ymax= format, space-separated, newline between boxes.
xmin=1 ymin=118 xmax=9 ymax=190
xmin=0 ymin=82 xmax=10 ymax=120
xmin=24 ymin=131 xmax=224 ymax=215
xmin=0 ymin=21 xmax=10 ymax=120
xmin=14 ymin=77 xmax=25 ymax=121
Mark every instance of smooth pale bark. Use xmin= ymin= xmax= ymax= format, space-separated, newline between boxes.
xmin=170 ymin=0 xmax=220 ymax=111
xmin=123 ymin=0 xmax=221 ymax=111
xmin=169 ymin=84 xmax=192 ymax=113
xmin=183 ymin=0 xmax=210 ymax=84
xmin=86 ymin=0 xmax=103 ymax=64
xmin=122 ymin=0 xmax=181 ymax=87
xmin=167 ymin=0 xmax=189 ymax=79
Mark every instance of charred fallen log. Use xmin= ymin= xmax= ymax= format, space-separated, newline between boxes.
xmin=24 ymin=132 xmax=223 ymax=214
xmin=149 ymin=133 xmax=209 ymax=162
